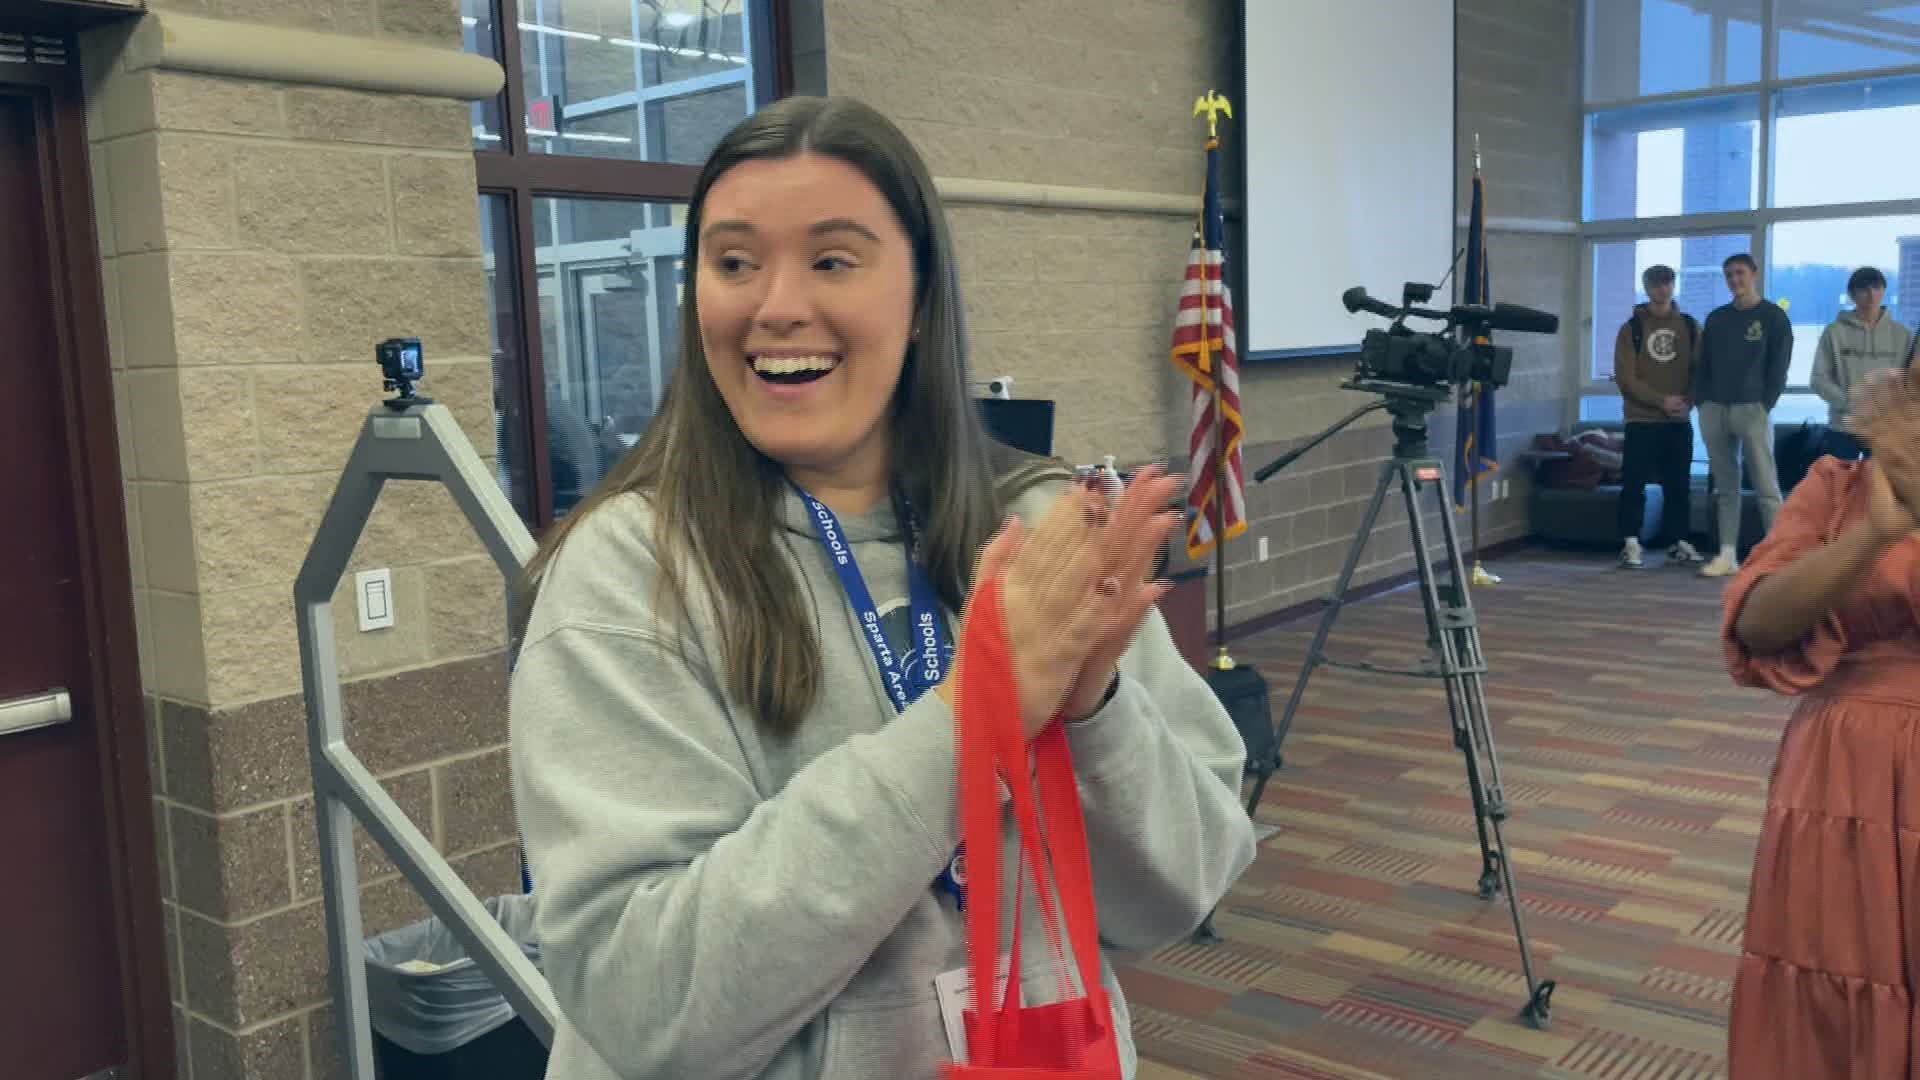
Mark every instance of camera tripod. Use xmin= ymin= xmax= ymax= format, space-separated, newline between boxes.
xmin=1252 ymin=381 xmax=1555 ymax=1030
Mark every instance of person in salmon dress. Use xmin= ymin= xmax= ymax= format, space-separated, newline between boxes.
xmin=1723 ymin=369 xmax=1920 ymax=1077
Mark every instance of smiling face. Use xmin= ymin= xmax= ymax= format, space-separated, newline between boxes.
xmin=695 ymin=152 xmax=918 ymax=500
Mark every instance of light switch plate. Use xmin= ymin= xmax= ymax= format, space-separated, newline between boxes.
xmin=356 ymin=568 xmax=395 ymax=632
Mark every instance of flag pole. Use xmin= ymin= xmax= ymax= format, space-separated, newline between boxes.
xmin=1211 ymin=281 xmax=1232 ymax=670
xmin=1470 ymin=389 xmax=1491 ymax=586
xmin=1195 ymin=92 xmax=1234 ymax=671
xmin=1469 ymin=133 xmax=1500 ymax=587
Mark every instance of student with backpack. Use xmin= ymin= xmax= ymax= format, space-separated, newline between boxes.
xmin=1612 ymin=264 xmax=1703 ymax=568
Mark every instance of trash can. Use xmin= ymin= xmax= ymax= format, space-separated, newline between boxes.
xmin=362 ymin=893 xmax=548 ymax=1080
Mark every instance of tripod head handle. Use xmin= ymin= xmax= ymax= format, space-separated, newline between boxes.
xmin=1251 ymin=398 xmax=1388 ymax=483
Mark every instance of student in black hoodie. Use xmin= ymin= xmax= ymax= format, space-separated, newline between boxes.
xmin=1693 ymin=253 xmax=1792 ymax=578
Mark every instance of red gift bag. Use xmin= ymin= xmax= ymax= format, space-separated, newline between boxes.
xmin=943 ymin=577 xmax=1124 ymax=1079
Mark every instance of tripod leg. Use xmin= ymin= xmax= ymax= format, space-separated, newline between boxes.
xmin=1272 ymin=462 xmax=1398 ymax=753
xmin=1245 ymin=765 xmax=1272 ymax=818
xmin=1423 ymin=478 xmax=1508 ymax=888
xmin=1416 ymin=468 xmax=1555 ymax=1029
xmin=1397 ymin=467 xmax=1500 ymax=891
xmin=1191 ymin=912 xmax=1223 ymax=944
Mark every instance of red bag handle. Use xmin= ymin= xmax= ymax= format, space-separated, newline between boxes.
xmin=956 ymin=578 xmax=1110 ymax=1065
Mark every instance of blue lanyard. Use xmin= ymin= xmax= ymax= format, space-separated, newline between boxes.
xmin=792 ymin=483 xmax=968 ymax=909
xmin=791 ymin=484 xmax=952 ymax=713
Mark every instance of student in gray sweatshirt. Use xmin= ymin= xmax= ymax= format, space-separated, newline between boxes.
xmin=1811 ymin=266 xmax=1912 ymax=458
xmin=1693 ymin=253 xmax=1792 ymax=577
xmin=507 ymin=96 xmax=1257 ymax=1080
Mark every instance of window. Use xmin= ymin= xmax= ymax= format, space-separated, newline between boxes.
xmin=1585 ymin=0 xmax=1762 ymax=103
xmin=1772 ymin=75 xmax=1920 ymax=208
xmin=466 ymin=0 xmax=787 ymax=527
xmin=513 ymin=2 xmax=755 ymax=164
xmin=1581 ymin=1 xmax=1920 ymax=426
xmin=531 ymin=196 xmax=685 ymax=515
xmin=1589 ymin=232 xmax=1752 ymax=380
xmin=1584 ymin=97 xmax=1759 ymax=220
xmin=1776 ymin=2 xmax=1920 ymax=80
xmin=463 ymin=0 xmax=506 ymax=146
xmin=478 ymin=193 xmax=533 ymax=521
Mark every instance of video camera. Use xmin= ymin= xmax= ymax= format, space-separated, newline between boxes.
xmin=1341 ymin=282 xmax=1558 ymax=398
xmin=377 ymin=336 xmax=429 ymax=409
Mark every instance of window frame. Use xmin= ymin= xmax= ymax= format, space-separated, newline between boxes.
xmin=1575 ymin=0 xmax=1920 ymax=419
xmin=474 ymin=0 xmax=792 ymax=528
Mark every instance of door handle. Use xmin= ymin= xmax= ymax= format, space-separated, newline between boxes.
xmin=0 ymin=688 xmax=73 ymax=736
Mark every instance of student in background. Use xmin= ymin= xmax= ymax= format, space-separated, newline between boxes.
xmin=1694 ymin=253 xmax=1792 ymax=578
xmin=1812 ymin=267 xmax=1912 ymax=460
xmin=1612 ymin=263 xmax=1703 ymax=569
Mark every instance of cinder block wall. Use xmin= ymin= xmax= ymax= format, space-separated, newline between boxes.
xmin=82 ymin=3 xmax=520 ymax=1077
xmin=824 ymin=0 xmax=1226 ymax=468
xmin=824 ymin=0 xmax=1582 ymax=629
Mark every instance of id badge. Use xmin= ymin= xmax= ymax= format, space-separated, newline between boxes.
xmin=933 ymin=956 xmax=1011 ymax=1064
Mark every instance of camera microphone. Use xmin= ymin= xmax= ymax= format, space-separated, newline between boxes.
xmin=1341 ymin=286 xmax=1399 ymax=320
xmin=1454 ymin=302 xmax=1559 ymax=335
xmin=1491 ymin=302 xmax=1559 ymax=335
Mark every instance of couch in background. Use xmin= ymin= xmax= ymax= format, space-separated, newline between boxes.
xmin=1525 ymin=418 xmax=1821 ymax=555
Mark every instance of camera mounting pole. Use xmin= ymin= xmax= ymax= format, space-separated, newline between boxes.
xmin=1247 ymin=379 xmax=1556 ymax=1031
xmin=298 ymin=391 xmax=553 ymax=1079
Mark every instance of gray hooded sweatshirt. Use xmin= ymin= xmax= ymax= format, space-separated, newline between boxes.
xmin=509 ymin=479 xmax=1257 ymax=1080
xmin=1811 ymin=309 xmax=1914 ymax=421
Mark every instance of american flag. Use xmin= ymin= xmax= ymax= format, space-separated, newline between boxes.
xmin=1170 ymin=134 xmax=1247 ymax=561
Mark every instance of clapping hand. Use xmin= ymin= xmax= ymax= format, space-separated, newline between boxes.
xmin=1845 ymin=370 xmax=1920 ymax=542
xmin=962 ymin=469 xmax=1182 ymax=739
xmin=1059 ymin=465 xmax=1183 ymax=721
xmin=965 ymin=484 xmax=1113 ymax=738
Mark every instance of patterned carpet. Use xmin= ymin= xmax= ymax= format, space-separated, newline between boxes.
xmin=1120 ymin=549 xmax=1784 ymax=1080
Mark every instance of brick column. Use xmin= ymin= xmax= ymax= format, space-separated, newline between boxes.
xmin=80 ymin=4 xmax=517 ymax=1077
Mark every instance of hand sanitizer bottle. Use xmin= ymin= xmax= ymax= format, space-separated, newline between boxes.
xmin=1097 ymin=455 xmax=1125 ymax=504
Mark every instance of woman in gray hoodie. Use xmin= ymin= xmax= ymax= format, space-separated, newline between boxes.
xmin=1812 ymin=267 xmax=1913 ymax=458
xmin=507 ymin=97 xmax=1257 ymax=1080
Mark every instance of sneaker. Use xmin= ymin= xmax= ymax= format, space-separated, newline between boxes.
xmin=1699 ymin=550 xmax=1739 ymax=577
xmin=1667 ymin=540 xmax=1702 ymax=564
xmin=1620 ymin=539 xmax=1644 ymax=568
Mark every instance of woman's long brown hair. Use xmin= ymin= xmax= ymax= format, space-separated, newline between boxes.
xmin=516 ymin=96 xmax=1068 ymax=734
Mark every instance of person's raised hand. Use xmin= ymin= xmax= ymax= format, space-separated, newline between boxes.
xmin=973 ymin=485 xmax=1117 ymax=738
xmin=1865 ymin=462 xmax=1919 ymax=543
xmin=1849 ymin=370 xmax=1920 ymax=542
xmin=1059 ymin=465 xmax=1185 ymax=722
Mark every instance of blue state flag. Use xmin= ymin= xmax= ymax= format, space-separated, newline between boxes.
xmin=1452 ymin=169 xmax=1497 ymax=510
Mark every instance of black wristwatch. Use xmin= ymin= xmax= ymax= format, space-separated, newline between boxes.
xmin=1066 ymin=671 xmax=1121 ymax=724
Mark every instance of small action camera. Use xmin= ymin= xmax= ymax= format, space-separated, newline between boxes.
xmin=377 ymin=337 xmax=430 ymax=409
